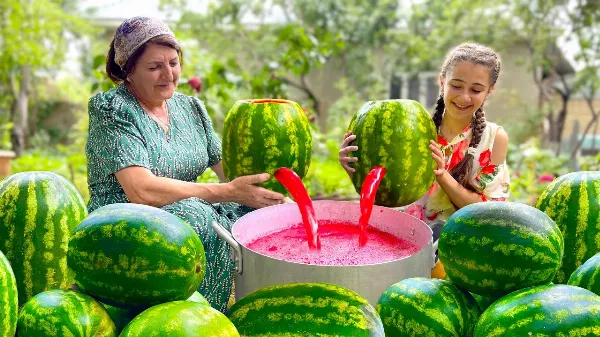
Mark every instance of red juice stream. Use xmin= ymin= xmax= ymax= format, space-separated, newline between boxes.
xmin=274 ymin=167 xmax=320 ymax=249
xmin=358 ymin=166 xmax=386 ymax=247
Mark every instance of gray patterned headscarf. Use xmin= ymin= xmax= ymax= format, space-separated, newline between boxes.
xmin=114 ymin=16 xmax=176 ymax=70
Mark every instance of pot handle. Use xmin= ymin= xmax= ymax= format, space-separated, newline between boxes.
xmin=429 ymin=220 xmax=444 ymax=269
xmin=432 ymin=239 xmax=439 ymax=269
xmin=211 ymin=221 xmax=243 ymax=275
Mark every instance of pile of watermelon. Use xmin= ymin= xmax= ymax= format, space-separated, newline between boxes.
xmin=373 ymin=171 xmax=600 ymax=337
xmin=0 ymin=171 xmax=386 ymax=337
xmin=0 ymin=172 xmax=241 ymax=336
xmin=0 ymin=96 xmax=599 ymax=336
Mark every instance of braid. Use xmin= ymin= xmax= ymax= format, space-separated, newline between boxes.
xmin=433 ymin=94 xmax=445 ymax=131
xmin=448 ymin=105 xmax=487 ymax=192
xmin=469 ymin=108 xmax=486 ymax=148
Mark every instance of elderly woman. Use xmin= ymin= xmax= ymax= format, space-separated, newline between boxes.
xmin=85 ymin=17 xmax=285 ymax=312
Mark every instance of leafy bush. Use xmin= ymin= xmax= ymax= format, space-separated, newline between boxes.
xmin=506 ymin=138 xmax=570 ymax=205
xmin=11 ymin=149 xmax=90 ymax=202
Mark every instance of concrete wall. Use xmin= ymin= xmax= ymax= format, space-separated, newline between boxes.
xmin=564 ymin=98 xmax=600 ymax=139
xmin=484 ymin=44 xmax=542 ymax=125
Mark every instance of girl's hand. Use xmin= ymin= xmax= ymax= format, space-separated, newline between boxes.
xmin=339 ymin=131 xmax=358 ymax=174
xmin=429 ymin=140 xmax=446 ymax=176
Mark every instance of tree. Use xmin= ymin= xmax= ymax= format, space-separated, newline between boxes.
xmin=568 ymin=0 xmax=600 ymax=157
xmin=487 ymin=0 xmax=599 ymax=157
xmin=162 ymin=0 xmax=401 ymax=132
xmin=0 ymin=0 xmax=90 ymax=156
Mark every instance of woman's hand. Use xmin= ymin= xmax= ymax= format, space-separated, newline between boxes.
xmin=339 ymin=131 xmax=358 ymax=174
xmin=227 ymin=173 xmax=286 ymax=208
xmin=429 ymin=140 xmax=447 ymax=177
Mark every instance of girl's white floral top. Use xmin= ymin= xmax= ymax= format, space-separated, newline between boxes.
xmin=403 ymin=121 xmax=510 ymax=224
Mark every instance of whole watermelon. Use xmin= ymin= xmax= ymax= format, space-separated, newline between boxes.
xmin=348 ymin=99 xmax=437 ymax=207
xmin=0 ymin=250 xmax=17 ymax=337
xmin=536 ymin=171 xmax=600 ymax=283
xmin=103 ymin=291 xmax=210 ymax=332
xmin=227 ymin=282 xmax=384 ymax=336
xmin=0 ymin=171 xmax=87 ymax=306
xmin=438 ymin=201 xmax=564 ymax=297
xmin=376 ymin=278 xmax=480 ymax=337
xmin=120 ymin=301 xmax=239 ymax=337
xmin=67 ymin=203 xmax=206 ymax=309
xmin=222 ymin=99 xmax=312 ymax=194
xmin=17 ymin=289 xmax=116 ymax=337
xmin=568 ymin=252 xmax=600 ymax=296
xmin=474 ymin=284 xmax=600 ymax=336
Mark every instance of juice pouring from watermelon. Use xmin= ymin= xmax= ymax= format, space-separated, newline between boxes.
xmin=359 ymin=166 xmax=386 ymax=246
xmin=273 ymin=167 xmax=320 ymax=249
xmin=250 ymin=167 xmax=418 ymax=266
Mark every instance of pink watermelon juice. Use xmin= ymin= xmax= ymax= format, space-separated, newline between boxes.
xmin=246 ymin=220 xmax=419 ymax=266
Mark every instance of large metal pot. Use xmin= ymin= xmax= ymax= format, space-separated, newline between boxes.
xmin=212 ymin=200 xmax=436 ymax=306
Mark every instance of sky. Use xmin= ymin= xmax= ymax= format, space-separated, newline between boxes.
xmin=79 ymin=0 xmax=178 ymax=21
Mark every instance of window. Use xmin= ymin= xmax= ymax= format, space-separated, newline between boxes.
xmin=389 ymin=72 xmax=439 ymax=109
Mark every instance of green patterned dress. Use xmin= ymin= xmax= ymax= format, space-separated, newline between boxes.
xmin=85 ymin=84 xmax=251 ymax=312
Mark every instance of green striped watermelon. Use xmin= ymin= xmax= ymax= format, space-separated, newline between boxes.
xmin=103 ymin=291 xmax=210 ymax=332
xmin=568 ymin=252 xmax=600 ymax=296
xmin=120 ymin=301 xmax=239 ymax=337
xmin=0 ymin=171 xmax=87 ymax=306
xmin=222 ymin=99 xmax=312 ymax=194
xmin=536 ymin=171 xmax=600 ymax=283
xmin=474 ymin=284 xmax=600 ymax=336
xmin=438 ymin=201 xmax=564 ymax=297
xmin=67 ymin=203 xmax=206 ymax=309
xmin=376 ymin=277 xmax=480 ymax=337
xmin=227 ymin=283 xmax=384 ymax=336
xmin=0 ymin=250 xmax=17 ymax=337
xmin=348 ymin=99 xmax=437 ymax=207
xmin=17 ymin=289 xmax=116 ymax=336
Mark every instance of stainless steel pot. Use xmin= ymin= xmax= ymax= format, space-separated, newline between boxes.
xmin=212 ymin=200 xmax=436 ymax=306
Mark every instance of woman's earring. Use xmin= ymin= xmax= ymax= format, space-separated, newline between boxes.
xmin=126 ymin=77 xmax=131 ymax=83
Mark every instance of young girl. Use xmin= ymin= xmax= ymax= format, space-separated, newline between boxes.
xmin=339 ymin=42 xmax=510 ymax=226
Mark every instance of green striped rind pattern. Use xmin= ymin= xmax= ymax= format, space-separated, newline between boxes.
xmin=474 ymin=284 xmax=600 ymax=337
xmin=67 ymin=203 xmax=206 ymax=309
xmin=0 ymin=171 xmax=87 ymax=306
xmin=0 ymin=250 xmax=17 ymax=337
xmin=470 ymin=293 xmax=497 ymax=313
xmin=376 ymin=278 xmax=480 ymax=337
xmin=438 ymin=201 xmax=564 ymax=297
xmin=17 ymin=290 xmax=116 ymax=337
xmin=103 ymin=291 xmax=210 ymax=332
xmin=227 ymin=282 xmax=384 ymax=336
xmin=568 ymin=252 xmax=600 ymax=296
xmin=348 ymin=99 xmax=437 ymax=207
xmin=120 ymin=301 xmax=239 ymax=337
xmin=222 ymin=99 xmax=313 ymax=194
xmin=535 ymin=171 xmax=600 ymax=283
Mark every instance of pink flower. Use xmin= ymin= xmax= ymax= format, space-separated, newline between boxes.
xmin=188 ymin=77 xmax=202 ymax=93
xmin=404 ymin=204 xmax=426 ymax=221
xmin=539 ymin=174 xmax=555 ymax=183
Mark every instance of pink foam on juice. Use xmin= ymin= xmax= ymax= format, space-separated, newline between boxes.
xmin=246 ymin=220 xmax=419 ymax=266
